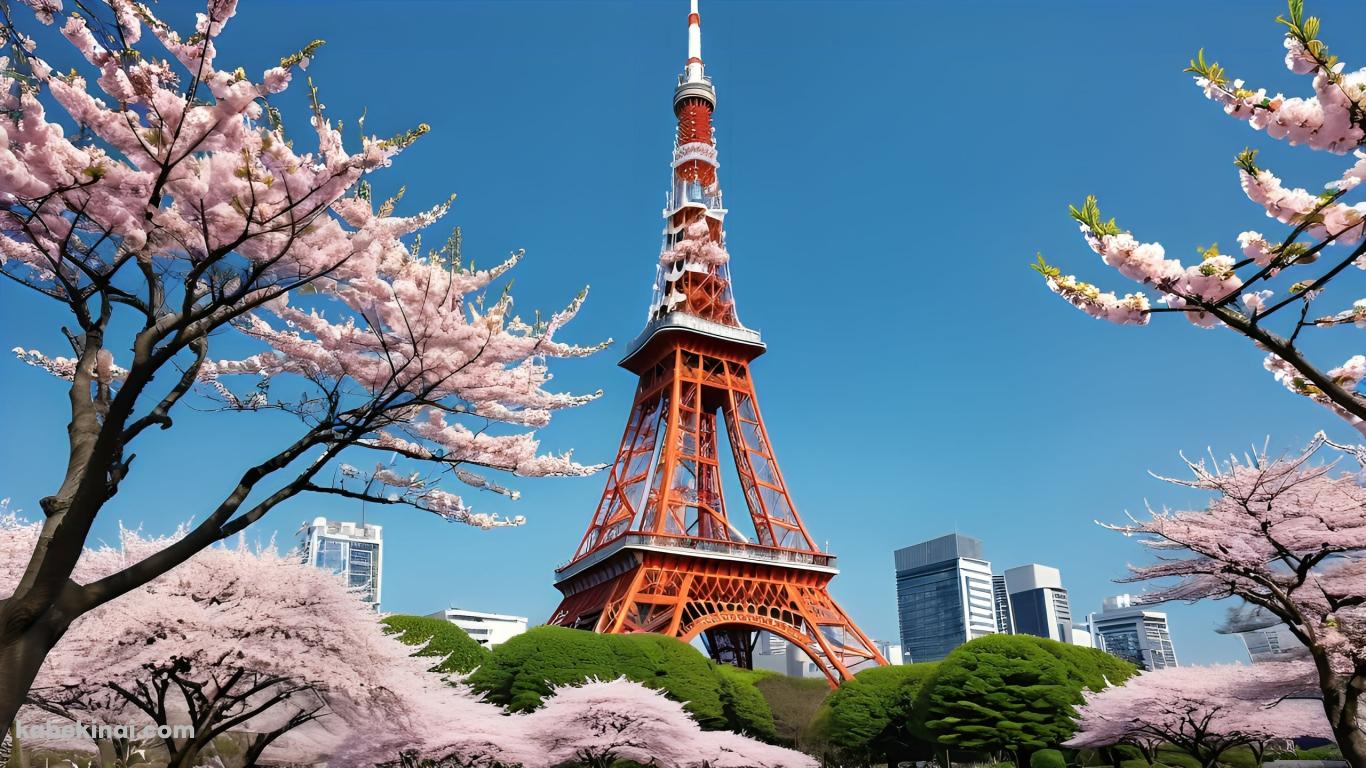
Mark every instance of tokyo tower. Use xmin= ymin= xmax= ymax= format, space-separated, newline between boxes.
xmin=548 ymin=0 xmax=885 ymax=684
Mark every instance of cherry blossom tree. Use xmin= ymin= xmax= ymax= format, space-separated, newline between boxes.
xmin=1066 ymin=663 xmax=1332 ymax=768
xmin=1034 ymin=0 xmax=1366 ymax=433
xmin=1106 ymin=435 xmax=1366 ymax=766
xmin=7 ymin=519 xmax=806 ymax=768
xmin=524 ymin=679 xmax=818 ymax=768
xmin=2 ymin=514 xmax=534 ymax=768
xmin=324 ymin=653 xmax=538 ymax=768
xmin=0 ymin=0 xmax=607 ymax=730
xmin=528 ymin=679 xmax=699 ymax=768
xmin=691 ymin=730 xmax=819 ymax=768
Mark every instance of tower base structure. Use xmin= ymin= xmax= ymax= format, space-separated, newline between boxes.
xmin=551 ymin=542 xmax=884 ymax=684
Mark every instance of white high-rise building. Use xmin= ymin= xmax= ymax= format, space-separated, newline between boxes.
xmin=299 ymin=517 xmax=383 ymax=610
xmin=894 ymin=534 xmax=997 ymax=663
xmin=1092 ymin=594 xmax=1178 ymax=670
xmin=428 ymin=608 xmax=528 ymax=649
xmin=1002 ymin=564 xmax=1074 ymax=644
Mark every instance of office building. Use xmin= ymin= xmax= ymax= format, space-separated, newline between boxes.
xmin=1239 ymin=623 xmax=1303 ymax=662
xmin=1003 ymin=564 xmax=1073 ymax=643
xmin=751 ymin=632 xmax=791 ymax=675
xmin=894 ymin=534 xmax=997 ymax=663
xmin=875 ymin=640 xmax=904 ymax=666
xmin=299 ymin=517 xmax=383 ymax=610
xmin=1092 ymin=594 xmax=1178 ymax=670
xmin=428 ymin=607 xmax=528 ymax=649
xmin=991 ymin=575 xmax=1015 ymax=634
xmin=1219 ymin=605 xmax=1306 ymax=663
xmin=1072 ymin=623 xmax=1094 ymax=649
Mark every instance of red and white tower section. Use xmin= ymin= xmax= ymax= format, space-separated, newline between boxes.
xmin=549 ymin=1 xmax=885 ymax=684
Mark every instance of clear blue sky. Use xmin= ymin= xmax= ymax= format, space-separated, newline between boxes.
xmin=2 ymin=0 xmax=1363 ymax=665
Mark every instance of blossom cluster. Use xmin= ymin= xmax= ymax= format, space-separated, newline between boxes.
xmin=2 ymin=0 xmax=608 ymax=528
xmin=1038 ymin=5 xmax=1366 ymax=431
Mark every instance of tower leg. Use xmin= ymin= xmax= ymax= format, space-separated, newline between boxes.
xmin=701 ymin=626 xmax=757 ymax=669
xmin=550 ymin=553 xmax=886 ymax=685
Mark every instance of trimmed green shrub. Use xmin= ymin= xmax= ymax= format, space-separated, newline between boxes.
xmin=1030 ymin=636 xmax=1138 ymax=692
xmin=716 ymin=664 xmax=777 ymax=740
xmin=1031 ymin=748 xmax=1067 ymax=768
xmin=915 ymin=635 xmax=1080 ymax=754
xmin=381 ymin=614 xmax=490 ymax=675
xmin=466 ymin=625 xmax=773 ymax=737
xmin=753 ymin=673 xmax=833 ymax=751
xmin=908 ymin=634 xmax=1139 ymax=761
xmin=817 ymin=662 xmax=939 ymax=766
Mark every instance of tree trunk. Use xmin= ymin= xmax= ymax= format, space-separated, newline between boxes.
xmin=0 ymin=620 xmax=64 ymax=737
xmin=1315 ymin=665 xmax=1366 ymax=768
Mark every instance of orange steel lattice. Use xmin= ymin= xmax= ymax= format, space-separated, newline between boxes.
xmin=549 ymin=1 xmax=885 ymax=685
xmin=550 ymin=341 xmax=886 ymax=684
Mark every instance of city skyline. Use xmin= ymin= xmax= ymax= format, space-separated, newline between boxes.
xmin=4 ymin=0 xmax=1361 ymax=666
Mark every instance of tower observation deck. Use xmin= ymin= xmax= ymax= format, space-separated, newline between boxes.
xmin=548 ymin=0 xmax=885 ymax=684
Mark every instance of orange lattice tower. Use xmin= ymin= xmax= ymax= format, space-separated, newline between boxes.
xmin=548 ymin=0 xmax=886 ymax=685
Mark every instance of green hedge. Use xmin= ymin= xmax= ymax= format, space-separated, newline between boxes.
xmin=467 ymin=625 xmax=775 ymax=739
xmin=1031 ymin=748 xmax=1067 ymax=768
xmin=381 ymin=614 xmax=490 ymax=675
xmin=753 ymin=673 xmax=832 ymax=751
xmin=817 ymin=662 xmax=939 ymax=765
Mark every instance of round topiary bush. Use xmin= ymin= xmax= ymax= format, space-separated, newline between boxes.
xmin=1031 ymin=748 xmax=1067 ymax=768
xmin=467 ymin=625 xmax=774 ymax=739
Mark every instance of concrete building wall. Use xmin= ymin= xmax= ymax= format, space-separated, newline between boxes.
xmin=428 ymin=607 xmax=528 ymax=648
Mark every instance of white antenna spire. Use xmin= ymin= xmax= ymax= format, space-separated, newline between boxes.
xmin=685 ymin=0 xmax=704 ymax=84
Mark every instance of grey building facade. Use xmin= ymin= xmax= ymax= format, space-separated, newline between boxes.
xmin=1092 ymin=594 xmax=1178 ymax=670
xmin=1003 ymin=564 xmax=1074 ymax=643
xmin=894 ymin=534 xmax=997 ymax=663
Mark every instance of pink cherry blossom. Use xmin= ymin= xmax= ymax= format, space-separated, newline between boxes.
xmin=1037 ymin=8 xmax=1366 ymax=443
xmin=1067 ymin=662 xmax=1334 ymax=768
xmin=0 ymin=0 xmax=610 ymax=728
xmin=525 ymin=678 xmax=817 ymax=768
xmin=1103 ymin=435 xmax=1366 ymax=763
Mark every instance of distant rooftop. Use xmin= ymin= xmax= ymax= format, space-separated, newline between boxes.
xmin=301 ymin=516 xmax=382 ymax=540
xmin=431 ymin=607 xmax=528 ymax=623
xmin=1099 ymin=593 xmax=1167 ymax=617
xmin=1003 ymin=563 xmax=1063 ymax=593
xmin=894 ymin=533 xmax=984 ymax=571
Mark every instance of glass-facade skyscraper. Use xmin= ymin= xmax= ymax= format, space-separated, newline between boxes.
xmin=1092 ymin=594 xmax=1178 ymax=670
xmin=299 ymin=516 xmax=383 ymax=610
xmin=1002 ymin=564 xmax=1073 ymax=643
xmin=894 ymin=534 xmax=996 ymax=663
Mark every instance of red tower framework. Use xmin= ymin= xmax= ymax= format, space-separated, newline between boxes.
xmin=549 ymin=1 xmax=886 ymax=684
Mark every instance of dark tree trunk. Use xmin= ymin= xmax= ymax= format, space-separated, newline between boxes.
xmin=0 ymin=618 xmax=65 ymax=737
xmin=1314 ymin=659 xmax=1366 ymax=768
